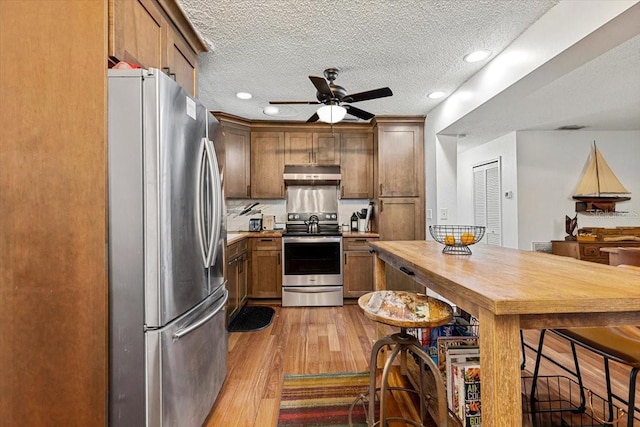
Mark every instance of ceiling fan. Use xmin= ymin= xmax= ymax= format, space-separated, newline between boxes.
xmin=269 ymin=68 xmax=393 ymax=123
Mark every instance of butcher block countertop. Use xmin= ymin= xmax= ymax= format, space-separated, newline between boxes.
xmin=370 ymin=240 xmax=640 ymax=317
xmin=368 ymin=240 xmax=640 ymax=426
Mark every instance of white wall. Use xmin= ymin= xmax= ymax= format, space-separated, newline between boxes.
xmin=516 ymin=130 xmax=640 ymax=249
xmin=458 ymin=132 xmax=519 ymax=248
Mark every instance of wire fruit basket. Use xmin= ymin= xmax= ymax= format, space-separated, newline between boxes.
xmin=429 ymin=225 xmax=486 ymax=255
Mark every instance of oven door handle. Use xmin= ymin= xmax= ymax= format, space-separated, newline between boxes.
xmin=282 ymin=236 xmax=342 ymax=244
xmin=284 ymin=286 xmax=341 ymax=293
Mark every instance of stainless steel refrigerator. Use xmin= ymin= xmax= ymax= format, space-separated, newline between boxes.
xmin=108 ymin=68 xmax=227 ymax=427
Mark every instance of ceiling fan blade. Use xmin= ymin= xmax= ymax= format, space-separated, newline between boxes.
xmin=269 ymin=100 xmax=320 ymax=105
xmin=342 ymin=87 xmax=393 ymax=103
xmin=344 ymin=105 xmax=375 ymax=120
xmin=309 ymin=75 xmax=332 ymax=97
xmin=306 ymin=112 xmax=319 ymax=123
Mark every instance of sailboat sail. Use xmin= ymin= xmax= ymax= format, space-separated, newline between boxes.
xmin=574 ymin=145 xmax=629 ymax=196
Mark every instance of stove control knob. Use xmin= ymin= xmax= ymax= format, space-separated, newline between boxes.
xmin=325 ymin=214 xmax=331 ymax=219
xmin=331 ymin=214 xmax=337 ymax=219
xmin=294 ymin=214 xmax=300 ymax=220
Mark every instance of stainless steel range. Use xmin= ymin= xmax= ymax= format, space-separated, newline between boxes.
xmin=282 ymin=184 xmax=343 ymax=307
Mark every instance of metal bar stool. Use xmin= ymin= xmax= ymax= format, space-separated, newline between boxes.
xmin=350 ymin=290 xmax=461 ymax=427
xmin=531 ymin=327 xmax=640 ymax=426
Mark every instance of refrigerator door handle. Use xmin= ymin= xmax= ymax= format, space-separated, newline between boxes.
xmin=204 ymin=138 xmax=222 ymax=268
xmin=195 ymin=138 xmax=209 ymax=267
xmin=172 ymin=288 xmax=228 ymax=340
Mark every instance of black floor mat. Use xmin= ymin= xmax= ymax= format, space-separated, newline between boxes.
xmin=228 ymin=306 xmax=275 ymax=332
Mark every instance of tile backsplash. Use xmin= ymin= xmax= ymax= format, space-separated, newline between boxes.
xmin=226 ymin=199 xmax=286 ymax=231
xmin=225 ymin=198 xmax=371 ymax=231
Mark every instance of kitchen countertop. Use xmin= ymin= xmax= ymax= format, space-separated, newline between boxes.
xmin=342 ymin=231 xmax=379 ymax=238
xmin=227 ymin=230 xmax=380 ymax=245
xmin=227 ymin=231 xmax=283 ymax=245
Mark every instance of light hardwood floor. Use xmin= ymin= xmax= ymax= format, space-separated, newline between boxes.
xmin=204 ymin=305 xmax=638 ymax=426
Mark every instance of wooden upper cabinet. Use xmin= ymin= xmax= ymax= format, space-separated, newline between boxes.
xmin=340 ymin=132 xmax=373 ymax=199
xmin=164 ymin=27 xmax=198 ymax=96
xmin=376 ymin=122 xmax=424 ymax=197
xmin=109 ymin=0 xmax=165 ymax=69
xmin=284 ymin=131 xmax=340 ymax=165
xmin=284 ymin=132 xmax=313 ymax=164
xmin=313 ymin=132 xmax=340 ymax=165
xmin=251 ymin=131 xmax=285 ymax=199
xmin=109 ymin=0 xmax=207 ymax=96
xmin=222 ymin=124 xmax=251 ymax=199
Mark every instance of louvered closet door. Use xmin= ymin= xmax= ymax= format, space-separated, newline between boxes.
xmin=473 ymin=159 xmax=502 ymax=246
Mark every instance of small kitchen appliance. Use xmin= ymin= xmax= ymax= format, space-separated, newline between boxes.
xmin=249 ymin=218 xmax=262 ymax=231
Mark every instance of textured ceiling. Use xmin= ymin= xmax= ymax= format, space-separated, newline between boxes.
xmin=179 ymin=0 xmax=558 ymax=121
xmin=178 ymin=0 xmax=639 ymax=145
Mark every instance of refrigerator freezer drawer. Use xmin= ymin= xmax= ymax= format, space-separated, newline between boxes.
xmin=146 ymin=289 xmax=228 ymax=427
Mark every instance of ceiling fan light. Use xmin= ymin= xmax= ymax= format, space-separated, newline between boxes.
xmin=317 ymin=105 xmax=346 ymax=123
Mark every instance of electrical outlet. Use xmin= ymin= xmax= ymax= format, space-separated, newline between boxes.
xmin=440 ymin=208 xmax=448 ymax=221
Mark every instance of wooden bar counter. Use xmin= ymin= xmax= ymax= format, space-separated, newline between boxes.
xmin=369 ymin=240 xmax=640 ymax=427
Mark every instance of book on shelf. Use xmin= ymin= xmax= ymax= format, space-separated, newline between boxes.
xmin=436 ymin=335 xmax=478 ymax=371
xmin=445 ymin=346 xmax=480 ymax=409
xmin=452 ymin=361 xmax=481 ymax=426
xmin=410 ymin=318 xmax=477 ymax=365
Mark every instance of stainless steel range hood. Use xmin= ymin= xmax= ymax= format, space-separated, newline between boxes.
xmin=283 ymin=165 xmax=341 ymax=185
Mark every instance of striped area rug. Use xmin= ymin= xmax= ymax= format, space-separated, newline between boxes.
xmin=277 ymin=371 xmax=372 ymax=426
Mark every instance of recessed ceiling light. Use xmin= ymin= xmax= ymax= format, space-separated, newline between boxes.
xmin=236 ymin=91 xmax=252 ymax=100
xmin=463 ymin=50 xmax=492 ymax=63
xmin=427 ymin=91 xmax=446 ymax=99
xmin=263 ymin=106 xmax=280 ymax=116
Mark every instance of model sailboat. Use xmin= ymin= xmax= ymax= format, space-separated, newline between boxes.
xmin=573 ymin=142 xmax=631 ymax=212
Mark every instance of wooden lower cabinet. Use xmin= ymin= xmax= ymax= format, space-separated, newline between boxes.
xmin=343 ymin=237 xmax=378 ymax=297
xmin=226 ymin=239 xmax=248 ymax=323
xmin=376 ymin=197 xmax=424 ymax=293
xmin=376 ymin=197 xmax=424 ymax=241
xmin=249 ymin=237 xmax=282 ymax=298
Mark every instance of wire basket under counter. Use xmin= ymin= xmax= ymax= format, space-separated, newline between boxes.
xmin=521 ymin=375 xmax=637 ymax=426
xmin=429 ymin=225 xmax=486 ymax=255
